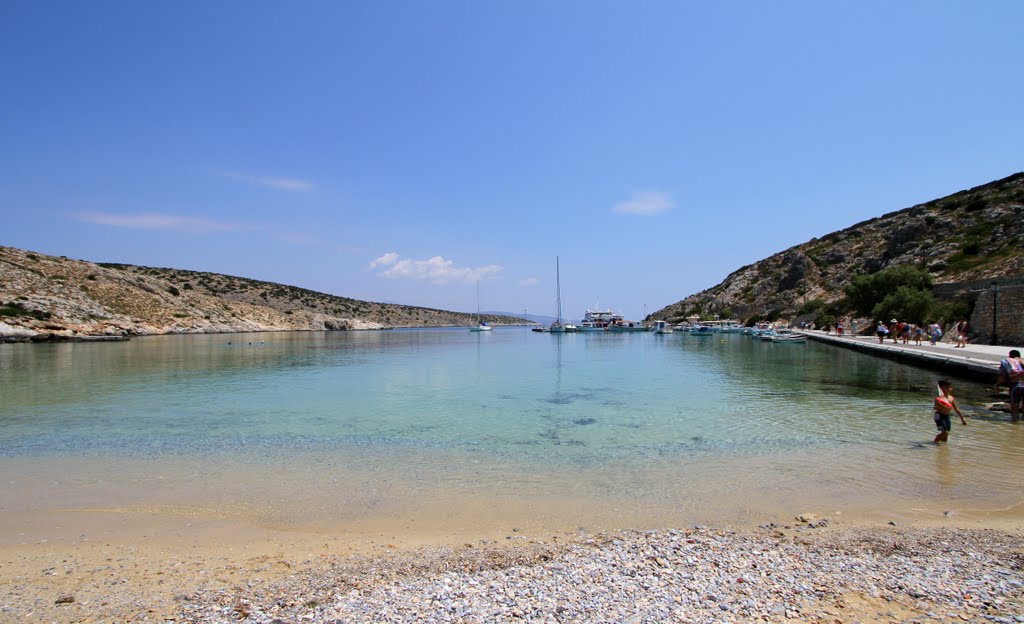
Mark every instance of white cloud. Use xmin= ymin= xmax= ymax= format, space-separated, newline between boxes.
xmin=369 ymin=253 xmax=503 ymax=284
xmin=369 ymin=252 xmax=400 ymax=269
xmin=612 ymin=191 xmax=673 ymax=216
xmin=519 ymin=277 xmax=539 ymax=286
xmin=223 ymin=172 xmax=315 ymax=192
xmin=73 ymin=211 xmax=248 ymax=233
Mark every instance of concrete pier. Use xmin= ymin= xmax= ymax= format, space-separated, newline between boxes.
xmin=797 ymin=331 xmax=1018 ymax=382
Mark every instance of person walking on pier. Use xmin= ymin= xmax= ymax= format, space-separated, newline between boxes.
xmin=955 ymin=319 xmax=969 ymax=348
xmin=890 ymin=319 xmax=901 ymax=344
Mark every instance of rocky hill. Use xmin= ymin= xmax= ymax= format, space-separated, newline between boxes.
xmin=650 ymin=172 xmax=1024 ymax=323
xmin=0 ymin=246 xmax=528 ymax=341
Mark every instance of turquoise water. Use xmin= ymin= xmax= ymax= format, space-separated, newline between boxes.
xmin=2 ymin=328 xmax=1023 ymax=526
xmin=0 ymin=329 xmax=942 ymax=459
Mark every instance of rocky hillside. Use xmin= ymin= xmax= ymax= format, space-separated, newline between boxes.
xmin=651 ymin=172 xmax=1024 ymax=323
xmin=0 ymin=246 xmax=528 ymax=341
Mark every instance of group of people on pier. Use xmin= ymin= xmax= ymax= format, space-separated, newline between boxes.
xmin=872 ymin=318 xmax=969 ymax=346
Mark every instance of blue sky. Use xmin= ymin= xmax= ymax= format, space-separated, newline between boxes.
xmin=2 ymin=2 xmax=1022 ymax=321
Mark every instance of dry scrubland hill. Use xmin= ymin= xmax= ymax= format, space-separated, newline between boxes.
xmin=0 ymin=246 xmax=526 ymax=340
xmin=652 ymin=172 xmax=1024 ymax=322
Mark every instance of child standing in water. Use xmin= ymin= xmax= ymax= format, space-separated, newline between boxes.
xmin=933 ymin=380 xmax=967 ymax=443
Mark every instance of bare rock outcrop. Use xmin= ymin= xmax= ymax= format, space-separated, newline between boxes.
xmin=1 ymin=246 xmax=526 ymax=338
xmin=650 ymin=171 xmax=1024 ymax=322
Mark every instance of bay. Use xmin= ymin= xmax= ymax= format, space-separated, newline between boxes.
xmin=2 ymin=328 xmax=1022 ymax=537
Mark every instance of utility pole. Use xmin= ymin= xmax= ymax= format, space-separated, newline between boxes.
xmin=991 ymin=282 xmax=998 ymax=345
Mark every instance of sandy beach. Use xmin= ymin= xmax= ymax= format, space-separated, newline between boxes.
xmin=3 ymin=503 xmax=1023 ymax=623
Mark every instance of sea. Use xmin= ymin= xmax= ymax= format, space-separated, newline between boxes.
xmin=2 ymin=328 xmax=1022 ymax=539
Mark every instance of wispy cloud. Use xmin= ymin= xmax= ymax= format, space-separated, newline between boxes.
xmin=223 ymin=172 xmax=315 ymax=192
xmin=369 ymin=253 xmax=503 ymax=284
xmin=612 ymin=191 xmax=673 ymax=216
xmin=72 ymin=211 xmax=250 ymax=233
xmin=519 ymin=277 xmax=539 ymax=286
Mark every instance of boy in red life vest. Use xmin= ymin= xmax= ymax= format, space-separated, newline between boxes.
xmin=933 ymin=380 xmax=967 ymax=443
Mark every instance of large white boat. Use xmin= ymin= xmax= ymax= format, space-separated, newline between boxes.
xmin=577 ymin=308 xmax=647 ymax=332
xmin=577 ymin=309 xmax=622 ymax=331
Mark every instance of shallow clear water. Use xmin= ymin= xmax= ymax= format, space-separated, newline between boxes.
xmin=2 ymin=328 xmax=1022 ymax=527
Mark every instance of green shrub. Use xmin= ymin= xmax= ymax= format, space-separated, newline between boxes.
xmin=931 ymin=300 xmax=969 ymax=324
xmin=965 ymin=198 xmax=988 ymax=212
xmin=961 ymin=240 xmax=982 ymax=256
xmin=845 ymin=265 xmax=933 ymax=316
xmin=167 ymin=286 xmax=180 ymax=296
xmin=870 ymin=286 xmax=936 ymax=324
xmin=814 ymin=312 xmax=836 ymax=328
xmin=797 ymin=298 xmax=825 ymax=315
xmin=0 ymin=301 xmax=51 ymax=320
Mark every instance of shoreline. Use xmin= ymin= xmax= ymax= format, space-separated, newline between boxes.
xmin=0 ymin=324 xmax=541 ymax=344
xmin=3 ymin=515 xmax=1022 ymax=623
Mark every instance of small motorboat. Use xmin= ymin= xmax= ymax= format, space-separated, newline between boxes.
xmin=653 ymin=320 xmax=673 ymax=334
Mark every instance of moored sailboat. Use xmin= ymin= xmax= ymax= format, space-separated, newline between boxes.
xmin=548 ymin=257 xmax=576 ymax=333
xmin=468 ymin=280 xmax=492 ymax=331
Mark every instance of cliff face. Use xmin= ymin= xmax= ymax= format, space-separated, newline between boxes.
xmin=651 ymin=172 xmax=1024 ymax=322
xmin=0 ymin=247 xmax=526 ymax=341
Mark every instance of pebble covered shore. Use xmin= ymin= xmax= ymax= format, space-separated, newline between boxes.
xmin=171 ymin=525 xmax=1024 ymax=624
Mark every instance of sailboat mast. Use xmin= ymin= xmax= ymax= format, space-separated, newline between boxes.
xmin=556 ymin=256 xmax=562 ymax=325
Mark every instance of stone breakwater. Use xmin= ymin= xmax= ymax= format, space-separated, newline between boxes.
xmin=173 ymin=526 xmax=1023 ymax=624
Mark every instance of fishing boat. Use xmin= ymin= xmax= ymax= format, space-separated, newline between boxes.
xmin=468 ymin=280 xmax=492 ymax=332
xmin=652 ymin=320 xmax=673 ymax=334
xmin=767 ymin=333 xmax=806 ymax=344
xmin=689 ymin=325 xmax=716 ymax=336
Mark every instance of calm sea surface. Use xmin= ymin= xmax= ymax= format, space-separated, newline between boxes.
xmin=2 ymin=328 xmax=1022 ymax=531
